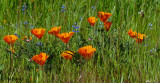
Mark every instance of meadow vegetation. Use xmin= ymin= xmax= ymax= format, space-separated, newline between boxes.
xmin=0 ymin=0 xmax=160 ymax=82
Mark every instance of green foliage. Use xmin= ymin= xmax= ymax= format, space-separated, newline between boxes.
xmin=0 ymin=0 xmax=160 ymax=82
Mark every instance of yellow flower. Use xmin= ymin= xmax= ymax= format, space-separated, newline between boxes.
xmin=4 ymin=20 xmax=6 ymax=23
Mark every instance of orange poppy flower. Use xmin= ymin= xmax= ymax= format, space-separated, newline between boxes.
xmin=3 ymin=35 xmax=18 ymax=45
xmin=31 ymin=28 xmax=46 ymax=39
xmin=87 ymin=17 xmax=98 ymax=26
xmin=61 ymin=51 xmax=74 ymax=60
xmin=22 ymin=36 xmax=32 ymax=42
xmin=78 ymin=45 xmax=96 ymax=59
xmin=104 ymin=21 xmax=112 ymax=31
xmin=128 ymin=29 xmax=137 ymax=38
xmin=48 ymin=26 xmax=61 ymax=37
xmin=57 ymin=32 xmax=74 ymax=44
xmin=32 ymin=52 xmax=49 ymax=66
xmin=97 ymin=12 xmax=112 ymax=22
xmin=135 ymin=33 xmax=146 ymax=43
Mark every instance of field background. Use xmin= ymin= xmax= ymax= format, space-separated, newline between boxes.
xmin=0 ymin=0 xmax=160 ymax=82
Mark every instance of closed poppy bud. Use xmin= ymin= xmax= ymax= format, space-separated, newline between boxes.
xmin=97 ymin=12 xmax=112 ymax=23
xmin=48 ymin=26 xmax=61 ymax=37
xmin=32 ymin=52 xmax=49 ymax=66
xmin=57 ymin=32 xmax=74 ymax=44
xmin=61 ymin=51 xmax=74 ymax=60
xmin=3 ymin=35 xmax=18 ymax=45
xmin=31 ymin=28 xmax=46 ymax=39
xmin=87 ymin=17 xmax=97 ymax=26
xmin=78 ymin=45 xmax=96 ymax=59
xmin=104 ymin=21 xmax=112 ymax=31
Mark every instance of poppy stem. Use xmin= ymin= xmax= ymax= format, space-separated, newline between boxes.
xmin=65 ymin=43 xmax=68 ymax=50
xmin=10 ymin=46 xmax=13 ymax=79
xmin=40 ymin=65 xmax=43 ymax=70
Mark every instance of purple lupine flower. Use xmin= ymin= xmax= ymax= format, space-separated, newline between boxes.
xmin=14 ymin=33 xmax=20 ymax=37
xmin=61 ymin=5 xmax=66 ymax=12
xmin=37 ymin=42 xmax=43 ymax=46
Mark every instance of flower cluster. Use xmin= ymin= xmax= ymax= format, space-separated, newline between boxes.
xmin=97 ymin=12 xmax=112 ymax=31
xmin=128 ymin=29 xmax=146 ymax=43
xmin=87 ymin=11 xmax=112 ymax=31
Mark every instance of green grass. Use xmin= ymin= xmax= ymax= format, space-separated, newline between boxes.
xmin=0 ymin=0 xmax=160 ymax=82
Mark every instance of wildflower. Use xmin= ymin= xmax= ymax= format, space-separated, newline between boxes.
xmin=72 ymin=23 xmax=79 ymax=29
xmin=36 ymin=42 xmax=43 ymax=46
xmin=128 ymin=29 xmax=137 ymax=38
xmin=48 ymin=26 xmax=61 ymax=37
xmin=148 ymin=23 xmax=153 ymax=29
xmin=57 ymin=32 xmax=74 ymax=44
xmin=72 ymin=23 xmax=80 ymax=33
xmin=80 ymin=17 xmax=83 ymax=20
xmin=61 ymin=51 xmax=74 ymax=60
xmin=32 ymin=52 xmax=49 ymax=66
xmin=4 ymin=20 xmax=6 ymax=23
xmin=30 ymin=26 xmax=34 ymax=28
xmin=14 ymin=33 xmax=20 ymax=37
xmin=22 ymin=4 xmax=28 ymax=14
xmin=97 ymin=12 xmax=112 ymax=22
xmin=92 ymin=6 xmax=96 ymax=12
xmin=36 ymin=69 xmax=38 ymax=72
xmin=22 ymin=36 xmax=32 ymax=42
xmin=78 ymin=45 xmax=96 ymax=59
xmin=61 ymin=5 xmax=66 ymax=12
xmin=87 ymin=17 xmax=98 ymax=26
xmin=31 ymin=28 xmax=46 ymax=39
xmin=88 ymin=38 xmax=92 ymax=41
xmin=104 ymin=21 xmax=112 ymax=31
xmin=3 ymin=35 xmax=18 ymax=45
xmin=72 ymin=30 xmax=79 ymax=33
xmin=150 ymin=48 xmax=157 ymax=53
xmin=138 ymin=10 xmax=144 ymax=17
xmin=135 ymin=33 xmax=146 ymax=43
